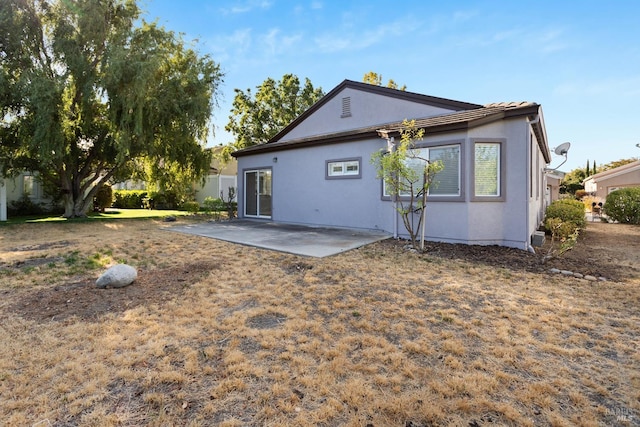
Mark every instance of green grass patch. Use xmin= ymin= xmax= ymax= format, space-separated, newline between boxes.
xmin=1 ymin=209 xmax=192 ymax=225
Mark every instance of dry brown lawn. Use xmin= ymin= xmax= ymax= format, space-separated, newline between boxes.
xmin=0 ymin=218 xmax=638 ymax=426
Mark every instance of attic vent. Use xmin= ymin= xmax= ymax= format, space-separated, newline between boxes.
xmin=341 ymin=96 xmax=352 ymax=118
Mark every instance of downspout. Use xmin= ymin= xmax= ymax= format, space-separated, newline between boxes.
xmin=525 ymin=115 xmax=540 ymax=253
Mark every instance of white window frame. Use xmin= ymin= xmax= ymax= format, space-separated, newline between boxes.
xmin=23 ymin=174 xmax=39 ymax=199
xmin=326 ymin=157 xmax=361 ymax=179
xmin=471 ymin=139 xmax=506 ymax=202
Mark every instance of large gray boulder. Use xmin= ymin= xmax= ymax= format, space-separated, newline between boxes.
xmin=96 ymin=264 xmax=137 ymax=289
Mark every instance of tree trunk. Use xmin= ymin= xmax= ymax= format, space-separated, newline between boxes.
xmin=63 ymin=193 xmax=92 ymax=218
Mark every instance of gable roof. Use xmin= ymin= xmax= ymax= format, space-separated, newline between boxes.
xmin=583 ymin=160 xmax=640 ymax=184
xmin=269 ymin=79 xmax=483 ymax=143
xmin=232 ymin=81 xmax=550 ymax=162
xmin=234 ymin=103 xmax=550 ymax=161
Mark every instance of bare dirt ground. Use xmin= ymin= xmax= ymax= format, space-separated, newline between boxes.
xmin=0 ymin=218 xmax=638 ymax=426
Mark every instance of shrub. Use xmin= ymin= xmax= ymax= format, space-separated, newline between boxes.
xmin=604 ymin=187 xmax=640 ymax=224
xmin=148 ymin=190 xmax=182 ymax=210
xmin=203 ymin=196 xmax=225 ymax=214
xmin=8 ymin=194 xmax=45 ymax=216
xmin=545 ymin=199 xmax=586 ymax=229
xmin=574 ymin=189 xmax=588 ymax=200
xmin=113 ymin=190 xmax=147 ymax=209
xmin=544 ymin=217 xmax=578 ymax=241
xmin=182 ymin=201 xmax=200 ymax=214
xmin=544 ymin=199 xmax=585 ymax=243
xmin=93 ymin=184 xmax=113 ymax=212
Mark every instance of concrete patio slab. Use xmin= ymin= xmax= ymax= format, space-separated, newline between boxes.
xmin=167 ymin=220 xmax=390 ymax=257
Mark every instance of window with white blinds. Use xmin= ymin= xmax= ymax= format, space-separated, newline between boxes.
xmin=429 ymin=146 xmax=460 ymax=196
xmin=383 ymin=144 xmax=460 ymax=197
xmin=474 ymin=142 xmax=501 ymax=197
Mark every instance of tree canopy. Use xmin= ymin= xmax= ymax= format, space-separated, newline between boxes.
xmin=363 ymin=71 xmax=406 ymax=91
xmin=0 ymin=0 xmax=222 ymax=217
xmin=219 ymin=74 xmax=324 ymax=163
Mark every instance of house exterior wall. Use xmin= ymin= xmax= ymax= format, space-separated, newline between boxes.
xmin=465 ymin=119 xmax=537 ymax=248
xmin=281 ymin=87 xmax=455 ymax=142
xmin=4 ymin=172 xmax=50 ymax=205
xmin=546 ymin=175 xmax=562 ymax=204
xmin=195 ymin=174 xmax=237 ymax=204
xmin=237 ymin=138 xmax=392 ymax=231
xmin=237 ymin=117 xmax=546 ymax=250
xmin=0 ymin=178 xmax=6 ymax=221
xmin=593 ymin=170 xmax=640 ymax=199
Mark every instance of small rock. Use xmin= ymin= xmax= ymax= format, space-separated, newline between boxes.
xmin=561 ymin=270 xmax=574 ymax=275
xmin=573 ymin=272 xmax=584 ymax=279
xmin=584 ymin=275 xmax=597 ymax=281
xmin=164 ymin=215 xmax=177 ymax=222
xmin=96 ymin=264 xmax=137 ymax=289
xmin=598 ymin=277 xmax=608 ymax=282
xmin=549 ymin=268 xmax=561 ymax=274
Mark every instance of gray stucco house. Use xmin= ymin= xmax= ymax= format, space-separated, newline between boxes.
xmin=232 ymin=80 xmax=551 ymax=251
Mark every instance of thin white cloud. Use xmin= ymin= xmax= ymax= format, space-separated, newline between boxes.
xmin=311 ymin=1 xmax=323 ymax=10
xmin=220 ymin=1 xmax=273 ymax=15
xmin=207 ymin=26 xmax=305 ymax=68
xmin=206 ymin=28 xmax=253 ymax=62
xmin=536 ymin=29 xmax=570 ymax=54
xmin=452 ymin=25 xmax=570 ymax=55
xmin=451 ymin=9 xmax=477 ymax=23
xmin=554 ymin=75 xmax=640 ymax=97
xmin=314 ymin=16 xmax=421 ymax=53
xmin=261 ymin=28 xmax=303 ymax=56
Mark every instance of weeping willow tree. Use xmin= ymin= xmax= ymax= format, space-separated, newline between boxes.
xmin=0 ymin=0 xmax=222 ymax=217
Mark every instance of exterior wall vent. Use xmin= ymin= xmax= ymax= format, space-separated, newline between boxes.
xmin=341 ymin=96 xmax=352 ymax=118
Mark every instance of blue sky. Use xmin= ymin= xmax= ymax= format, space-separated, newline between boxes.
xmin=142 ymin=0 xmax=640 ymax=172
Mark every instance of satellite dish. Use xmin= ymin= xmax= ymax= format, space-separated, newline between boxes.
xmin=554 ymin=142 xmax=571 ymax=156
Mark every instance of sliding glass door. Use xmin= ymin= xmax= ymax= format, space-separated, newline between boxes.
xmin=244 ymin=169 xmax=272 ymax=218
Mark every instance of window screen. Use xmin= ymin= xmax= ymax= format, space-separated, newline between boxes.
xmin=429 ymin=146 xmax=460 ymax=196
xmin=475 ymin=143 xmax=500 ymax=196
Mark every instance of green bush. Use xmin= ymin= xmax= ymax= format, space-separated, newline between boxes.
xmin=544 ymin=199 xmax=585 ymax=240
xmin=113 ymin=190 xmax=147 ymax=209
xmin=203 ymin=196 xmax=225 ymax=213
xmin=93 ymin=184 xmax=113 ymax=212
xmin=8 ymin=194 xmax=45 ymax=216
xmin=148 ymin=190 xmax=182 ymax=210
xmin=182 ymin=201 xmax=201 ymax=213
xmin=604 ymin=187 xmax=640 ymax=224
xmin=544 ymin=217 xmax=578 ymax=241
xmin=545 ymin=199 xmax=586 ymax=229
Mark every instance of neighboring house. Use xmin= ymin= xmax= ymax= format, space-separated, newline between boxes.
xmin=583 ymin=159 xmax=640 ymax=200
xmin=0 ymin=176 xmax=6 ymax=221
xmin=111 ymin=147 xmax=238 ymax=204
xmin=194 ymin=147 xmax=238 ymax=204
xmin=545 ymin=170 xmax=565 ymax=205
xmin=232 ymin=80 xmax=551 ymax=251
xmin=0 ymin=171 xmax=52 ymax=221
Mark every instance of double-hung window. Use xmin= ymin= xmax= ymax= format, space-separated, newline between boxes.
xmin=472 ymin=140 xmax=505 ymax=201
xmin=23 ymin=175 xmax=39 ymax=198
xmin=383 ymin=144 xmax=461 ymax=198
